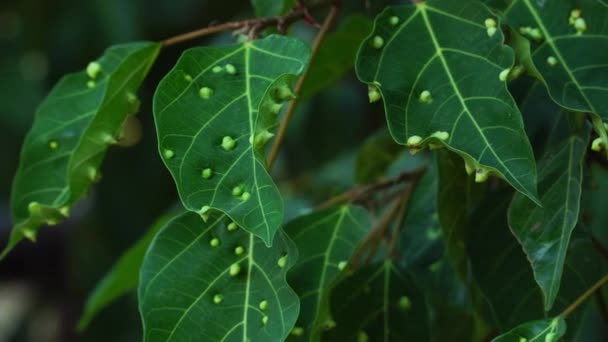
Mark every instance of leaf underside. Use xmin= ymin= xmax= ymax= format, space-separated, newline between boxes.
xmin=138 ymin=212 xmax=299 ymax=342
xmin=153 ymin=34 xmax=310 ymax=246
xmin=4 ymin=42 xmax=160 ymax=259
xmin=285 ymin=205 xmax=370 ymax=341
xmin=356 ymin=0 xmax=539 ymax=202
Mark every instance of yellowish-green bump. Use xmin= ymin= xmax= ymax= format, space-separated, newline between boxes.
xmin=407 ymin=135 xmax=423 ymax=146
xmin=419 ymin=90 xmax=432 ymax=103
xmin=277 ymin=255 xmax=288 ymax=268
xmin=499 ymin=69 xmax=510 ymax=82
xmin=184 ymin=74 xmax=193 ymax=82
xmin=487 ymin=27 xmax=497 ymax=37
xmin=372 ymin=35 xmax=384 ymax=49
xmin=22 ymin=228 xmax=36 ymax=242
xmin=221 ymin=136 xmax=236 ymax=151
xmin=232 ymin=186 xmax=243 ymax=197
xmin=163 ymin=149 xmax=175 ymax=159
xmin=28 ymin=201 xmax=42 ymax=215
xmin=87 ymin=166 xmax=100 ymax=182
xmin=399 ymin=296 xmax=411 ymax=310
xmin=225 ymin=64 xmax=237 ymax=75
xmin=87 ymin=80 xmax=96 ymax=89
xmin=48 ymin=140 xmax=59 ymax=150
xmin=475 ymin=168 xmax=489 ymax=183
xmin=227 ymin=222 xmax=238 ymax=231
xmin=545 ymin=332 xmax=556 ymax=342
xmin=253 ymin=130 xmax=274 ymax=147
xmin=229 ymin=263 xmax=241 ymax=276
xmin=291 ymin=326 xmax=304 ymax=336
xmin=591 ymin=137 xmax=604 ymax=152
xmin=464 ymin=160 xmax=475 ymax=175
xmin=547 ymin=56 xmax=558 ymax=66
xmin=519 ymin=338 xmax=527 ymax=342
xmin=368 ymin=85 xmax=382 ymax=103
xmin=213 ymin=294 xmax=223 ymax=304
xmin=235 ymin=246 xmax=245 ymax=255
xmin=86 ymin=61 xmax=102 ymax=79
xmin=241 ymin=192 xmax=251 ymax=201
xmin=202 ymin=168 xmax=213 ymax=179
xmin=431 ymin=131 xmax=449 ymax=141
xmin=357 ymin=331 xmax=369 ymax=342
xmin=210 ymin=238 xmax=220 ymax=247
xmin=262 ymin=316 xmax=269 ymax=325
xmin=574 ymin=17 xmax=587 ymax=34
xmin=529 ymin=28 xmax=543 ymax=41
xmin=199 ymin=87 xmax=213 ymax=99
xmin=484 ymin=18 xmax=496 ymax=29
xmin=570 ymin=9 xmax=581 ymax=24
xmin=212 ymin=66 xmax=223 ymax=73
xmin=200 ymin=205 xmax=211 ymax=222
xmin=259 ymin=300 xmax=269 ymax=311
xmin=323 ymin=319 xmax=336 ymax=330
xmin=59 ymin=206 xmax=70 ymax=217
xmin=389 ymin=16 xmax=399 ymax=26
xmin=338 ymin=261 xmax=347 ymax=270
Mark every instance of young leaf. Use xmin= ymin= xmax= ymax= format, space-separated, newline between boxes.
xmin=3 ymin=42 xmax=160 ymax=259
xmin=492 ymin=318 xmax=566 ymax=342
xmin=503 ymin=1 xmax=608 ymax=126
xmin=356 ymin=0 xmax=539 ymax=203
xmin=153 ymin=35 xmax=310 ymax=246
xmin=285 ymin=205 xmax=370 ymax=341
xmin=322 ymin=260 xmax=429 ymax=341
xmin=77 ymin=210 xmax=175 ymax=331
xmin=508 ymin=131 xmax=590 ymax=311
xmin=138 ymin=212 xmax=299 ymax=342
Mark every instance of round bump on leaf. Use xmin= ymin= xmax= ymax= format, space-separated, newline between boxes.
xmin=291 ymin=327 xmax=304 ymax=336
xmin=210 ymin=238 xmax=220 ymax=247
xmin=419 ymin=90 xmax=433 ymax=103
xmin=259 ymin=300 xmax=269 ymax=311
xmin=199 ymin=87 xmax=214 ymax=99
xmin=212 ymin=66 xmax=223 ymax=73
xmin=464 ymin=160 xmax=475 ymax=175
xmin=487 ymin=27 xmax=497 ymax=37
xmin=253 ymin=130 xmax=274 ymax=147
xmin=213 ymin=294 xmax=223 ymax=304
xmin=484 ymin=18 xmax=496 ymax=29
xmin=475 ymin=168 xmax=489 ymax=183
xmin=241 ymin=192 xmax=251 ymax=201
xmin=225 ymin=64 xmax=237 ymax=75
xmin=398 ymin=296 xmax=411 ymax=310
xmin=86 ymin=61 xmax=102 ymax=79
xmin=87 ymin=80 xmax=96 ymax=89
xmin=406 ymin=135 xmax=423 ymax=146
xmin=163 ymin=149 xmax=175 ymax=159
xmin=262 ymin=316 xmax=269 ymax=325
xmin=184 ymin=74 xmax=193 ymax=82
xmin=232 ymin=186 xmax=243 ymax=197
xmin=277 ymin=255 xmax=288 ymax=268
xmin=49 ymin=140 xmax=59 ymax=150
xmin=229 ymin=263 xmax=241 ymax=276
xmin=22 ymin=228 xmax=36 ymax=242
xmin=227 ymin=222 xmax=238 ymax=231
xmin=372 ymin=35 xmax=384 ymax=49
xmin=235 ymin=246 xmax=245 ymax=255
xmin=499 ymin=69 xmax=510 ymax=82
xmin=199 ymin=205 xmax=211 ymax=222
xmin=529 ymin=28 xmax=543 ymax=41
xmin=389 ymin=16 xmax=400 ymax=26
xmin=28 ymin=201 xmax=42 ymax=215
xmin=591 ymin=137 xmax=604 ymax=152
xmin=547 ymin=56 xmax=558 ymax=66
xmin=431 ymin=131 xmax=449 ymax=141
xmin=574 ymin=18 xmax=586 ymax=33
xmin=338 ymin=261 xmax=347 ymax=270
xmin=221 ymin=136 xmax=236 ymax=151
xmin=323 ymin=319 xmax=336 ymax=330
xmin=368 ymin=85 xmax=382 ymax=103
xmin=59 ymin=206 xmax=70 ymax=217
xmin=519 ymin=338 xmax=527 ymax=342
xmin=202 ymin=168 xmax=213 ymax=179
xmin=87 ymin=166 xmax=100 ymax=182
xmin=545 ymin=333 xmax=556 ymax=342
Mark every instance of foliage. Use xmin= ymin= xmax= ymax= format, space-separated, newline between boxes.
xmin=4 ymin=0 xmax=608 ymax=341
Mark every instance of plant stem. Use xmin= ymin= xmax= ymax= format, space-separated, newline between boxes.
xmin=560 ymin=273 xmax=608 ymax=318
xmin=266 ymin=3 xmax=340 ymax=169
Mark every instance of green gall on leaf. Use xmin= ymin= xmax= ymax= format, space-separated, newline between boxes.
xmin=163 ymin=149 xmax=175 ymax=159
xmin=86 ymin=61 xmax=102 ymax=79
xmin=464 ymin=160 xmax=475 ymax=175
xmin=322 ymin=319 xmax=336 ymax=330
xmin=275 ymin=85 xmax=296 ymax=101
xmin=545 ymin=332 xmax=556 ymax=342
xmin=487 ymin=27 xmax=497 ymax=37
xmin=45 ymin=218 xmax=59 ymax=226
xmin=484 ymin=18 xmax=496 ymax=29
xmin=406 ymin=135 xmax=423 ymax=146
xmin=419 ymin=90 xmax=433 ymax=103
xmin=520 ymin=26 xmax=531 ymax=34
xmin=591 ymin=137 xmax=604 ymax=152
xmin=570 ymin=9 xmax=582 ymax=20
xmin=48 ymin=140 xmax=59 ymax=150
xmin=199 ymin=86 xmax=214 ymax=99
xmin=338 ymin=260 xmax=347 ymax=270
xmin=28 ymin=201 xmax=42 ymax=216
xmin=259 ymin=300 xmax=269 ymax=311
xmin=277 ymin=255 xmax=288 ymax=268
xmin=262 ymin=316 xmax=269 ymax=325
xmin=225 ymin=64 xmax=237 ymax=75
xmin=357 ymin=331 xmax=369 ymax=342
xmin=22 ymin=228 xmax=37 ymax=242
xmin=212 ymin=66 xmax=223 ymax=73
xmin=519 ymin=338 xmax=527 ymax=342
xmin=547 ymin=56 xmax=558 ymax=66
xmin=199 ymin=205 xmax=211 ymax=222
xmin=372 ymin=35 xmax=384 ymax=49
xmin=529 ymin=28 xmax=543 ymax=41
xmin=100 ymin=132 xmax=118 ymax=145
xmin=87 ymin=166 xmax=101 ymax=182
xmin=291 ymin=327 xmax=304 ymax=336
xmin=229 ymin=263 xmax=241 ymax=276
xmin=201 ymin=168 xmax=213 ymax=179
xmin=232 ymin=186 xmax=243 ymax=197
xmin=398 ymin=296 xmax=411 ymax=310
xmin=58 ymin=206 xmax=70 ymax=218
xmin=234 ymin=246 xmax=245 ymax=255
xmin=574 ymin=17 xmax=587 ymax=34
xmin=426 ymin=229 xmax=440 ymax=240
xmin=221 ymin=136 xmax=236 ymax=151
xmin=87 ymin=80 xmax=96 ymax=89
xmin=210 ymin=238 xmax=220 ymax=247
xmin=475 ymin=168 xmax=489 ymax=183
xmin=431 ymin=131 xmax=449 ymax=141
xmin=227 ymin=222 xmax=238 ymax=231
xmin=368 ymin=85 xmax=382 ymax=103
xmin=253 ymin=130 xmax=274 ymax=147
xmin=499 ymin=69 xmax=510 ymax=82
xmin=241 ymin=192 xmax=251 ymax=201
xmin=184 ymin=74 xmax=193 ymax=82
xmin=213 ymin=294 xmax=223 ymax=304
xmin=389 ymin=16 xmax=400 ymax=26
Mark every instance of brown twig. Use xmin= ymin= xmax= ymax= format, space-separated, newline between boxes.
xmin=266 ymin=2 xmax=341 ymax=169
xmin=161 ymin=1 xmax=331 ymax=47
xmin=560 ymin=273 xmax=608 ymax=318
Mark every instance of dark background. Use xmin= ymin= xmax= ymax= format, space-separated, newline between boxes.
xmin=0 ymin=0 xmax=400 ymax=340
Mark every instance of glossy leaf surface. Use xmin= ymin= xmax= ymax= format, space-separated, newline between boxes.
xmin=492 ymin=318 xmax=566 ymax=342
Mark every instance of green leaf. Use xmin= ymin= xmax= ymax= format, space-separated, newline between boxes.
xmin=77 ymin=210 xmax=176 ymax=331
xmin=508 ymin=130 xmax=590 ymax=311
xmin=153 ymin=35 xmax=310 ymax=245
xmin=3 ymin=42 xmax=160 ymax=260
xmin=503 ymin=0 xmax=608 ymax=124
xmin=251 ymin=0 xmax=294 ymax=17
xmin=492 ymin=318 xmax=566 ymax=342
xmin=355 ymin=129 xmax=405 ymax=183
xmin=356 ymin=0 xmax=539 ymax=203
xmin=322 ymin=260 xmax=430 ymax=341
xmin=301 ymin=15 xmax=373 ymax=99
xmin=138 ymin=212 xmax=299 ymax=342
xmin=285 ymin=205 xmax=370 ymax=341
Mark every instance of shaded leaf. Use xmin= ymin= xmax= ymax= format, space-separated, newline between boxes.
xmin=138 ymin=212 xmax=299 ymax=342
xmin=285 ymin=205 xmax=370 ymax=341
xmin=355 ymin=129 xmax=405 ymax=183
xmin=252 ymin=0 xmax=294 ymax=17
xmin=508 ymin=130 xmax=590 ymax=311
xmin=492 ymin=318 xmax=566 ymax=342
xmin=4 ymin=42 xmax=160 ymax=259
xmin=153 ymin=35 xmax=310 ymax=245
xmin=356 ymin=0 xmax=539 ymax=203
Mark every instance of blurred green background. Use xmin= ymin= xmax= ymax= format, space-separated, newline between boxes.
xmin=0 ymin=0 xmax=401 ymax=340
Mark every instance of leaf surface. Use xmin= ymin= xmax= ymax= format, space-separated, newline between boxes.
xmin=285 ymin=205 xmax=370 ymax=341
xmin=492 ymin=318 xmax=566 ymax=342
xmin=138 ymin=212 xmax=299 ymax=342
xmin=153 ymin=35 xmax=310 ymax=245
xmin=4 ymin=42 xmax=160 ymax=259
xmin=251 ymin=0 xmax=294 ymax=17
xmin=356 ymin=0 xmax=539 ymax=202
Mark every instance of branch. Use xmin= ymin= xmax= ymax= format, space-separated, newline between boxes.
xmin=560 ymin=273 xmax=608 ymax=318
xmin=266 ymin=2 xmax=340 ymax=169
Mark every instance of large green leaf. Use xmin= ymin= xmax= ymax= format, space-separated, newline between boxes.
xmin=508 ymin=130 xmax=589 ymax=311
xmin=356 ymin=0 xmax=539 ymax=203
xmin=153 ymin=35 xmax=310 ymax=245
xmin=138 ymin=212 xmax=299 ymax=342
xmin=285 ymin=205 xmax=370 ymax=341
xmin=492 ymin=318 xmax=566 ymax=342
xmin=321 ymin=260 xmax=429 ymax=341
xmin=503 ymin=0 xmax=608 ymax=126
xmin=4 ymin=42 xmax=160 ymax=259
xmin=77 ymin=210 xmax=176 ymax=331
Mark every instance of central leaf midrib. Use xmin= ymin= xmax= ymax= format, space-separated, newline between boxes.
xmin=419 ymin=7 xmax=528 ymax=194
